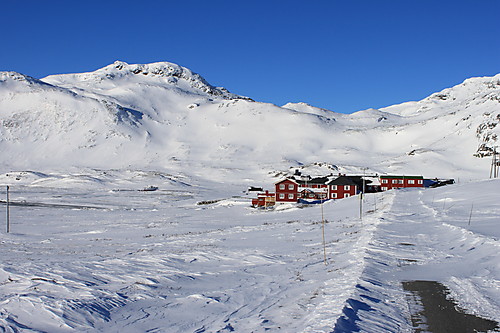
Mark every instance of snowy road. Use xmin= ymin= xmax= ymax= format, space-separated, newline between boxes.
xmin=0 ymin=176 xmax=499 ymax=332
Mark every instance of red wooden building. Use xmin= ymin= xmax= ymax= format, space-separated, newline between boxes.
xmin=379 ymin=175 xmax=424 ymax=191
xmin=253 ymin=173 xmax=431 ymax=208
xmin=251 ymin=191 xmax=276 ymax=207
xmin=326 ymin=176 xmax=358 ymax=199
xmin=275 ymin=178 xmax=300 ymax=203
xmin=275 ymin=176 xmax=358 ymax=203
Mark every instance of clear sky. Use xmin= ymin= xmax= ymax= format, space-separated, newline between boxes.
xmin=1 ymin=0 xmax=499 ymax=113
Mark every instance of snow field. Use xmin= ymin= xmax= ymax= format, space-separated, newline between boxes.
xmin=0 ymin=171 xmax=386 ymax=332
xmin=0 ymin=172 xmax=499 ymax=332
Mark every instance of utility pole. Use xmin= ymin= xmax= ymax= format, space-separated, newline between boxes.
xmin=491 ymin=147 xmax=499 ymax=178
xmin=359 ymin=168 xmax=366 ymax=220
xmin=359 ymin=192 xmax=363 ymax=220
xmin=6 ymin=186 xmax=10 ymax=233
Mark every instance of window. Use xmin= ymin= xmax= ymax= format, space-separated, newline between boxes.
xmin=279 ymin=193 xmax=285 ymax=199
xmin=288 ymin=184 xmax=294 ymax=190
xmin=418 ymin=180 xmax=423 ymax=184
xmin=392 ymin=179 xmax=398 ymax=184
xmin=381 ymin=179 xmax=388 ymax=184
xmin=398 ymin=180 xmax=404 ymax=184
xmin=381 ymin=187 xmax=388 ymax=191
xmin=344 ymin=193 xmax=350 ymax=198
xmin=408 ymin=179 xmax=415 ymax=184
xmin=331 ymin=185 xmax=337 ymax=190
xmin=288 ymin=193 xmax=294 ymax=199
xmin=279 ymin=184 xmax=285 ymax=190
xmin=344 ymin=185 xmax=350 ymax=190
xmin=331 ymin=193 xmax=337 ymax=198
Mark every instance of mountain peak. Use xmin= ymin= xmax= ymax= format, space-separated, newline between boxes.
xmin=1 ymin=71 xmax=50 ymax=86
xmin=102 ymin=60 xmax=195 ymax=81
xmin=282 ymin=102 xmax=336 ymax=117
xmin=43 ymin=61 xmax=250 ymax=101
xmin=0 ymin=71 xmax=61 ymax=94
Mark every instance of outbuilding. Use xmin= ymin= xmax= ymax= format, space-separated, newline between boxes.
xmin=251 ymin=191 xmax=276 ymax=207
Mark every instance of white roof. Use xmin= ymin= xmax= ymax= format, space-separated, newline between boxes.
xmin=364 ymin=176 xmax=381 ymax=186
xmin=299 ymin=187 xmax=328 ymax=193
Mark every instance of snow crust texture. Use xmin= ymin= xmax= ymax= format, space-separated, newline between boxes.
xmin=0 ymin=172 xmax=498 ymax=332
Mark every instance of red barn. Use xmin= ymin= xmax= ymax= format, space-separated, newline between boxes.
xmin=379 ymin=175 xmax=424 ymax=191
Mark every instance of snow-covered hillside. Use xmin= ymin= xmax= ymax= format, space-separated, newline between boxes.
xmin=0 ymin=62 xmax=499 ymax=332
xmin=1 ymin=61 xmax=499 ymax=182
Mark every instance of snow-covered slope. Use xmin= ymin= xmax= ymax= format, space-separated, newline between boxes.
xmin=381 ymin=74 xmax=500 ymax=159
xmin=1 ymin=62 xmax=499 ymax=181
xmin=1 ymin=63 xmax=499 ymax=332
xmin=0 ymin=71 xmax=147 ymax=168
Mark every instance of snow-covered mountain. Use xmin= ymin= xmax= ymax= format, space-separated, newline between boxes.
xmin=1 ymin=62 xmax=499 ymax=332
xmin=1 ymin=61 xmax=499 ymax=181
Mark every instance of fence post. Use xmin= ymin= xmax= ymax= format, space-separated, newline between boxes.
xmin=321 ymin=199 xmax=327 ymax=265
xmin=468 ymin=203 xmax=474 ymax=226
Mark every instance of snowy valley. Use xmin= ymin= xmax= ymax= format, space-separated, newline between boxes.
xmin=0 ymin=62 xmax=499 ymax=332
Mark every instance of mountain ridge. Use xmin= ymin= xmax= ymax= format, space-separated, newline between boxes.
xmin=0 ymin=61 xmax=499 ymax=181
xmin=42 ymin=60 xmax=251 ymax=101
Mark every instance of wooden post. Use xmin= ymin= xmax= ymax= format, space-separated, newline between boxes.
xmin=6 ymin=186 xmax=10 ymax=233
xmin=321 ymin=198 xmax=327 ymax=265
xmin=359 ymin=184 xmax=363 ymax=220
xmin=359 ymin=193 xmax=363 ymax=220
xmin=468 ymin=203 xmax=474 ymax=226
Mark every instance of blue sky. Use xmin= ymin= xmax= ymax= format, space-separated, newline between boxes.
xmin=1 ymin=0 xmax=499 ymax=113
